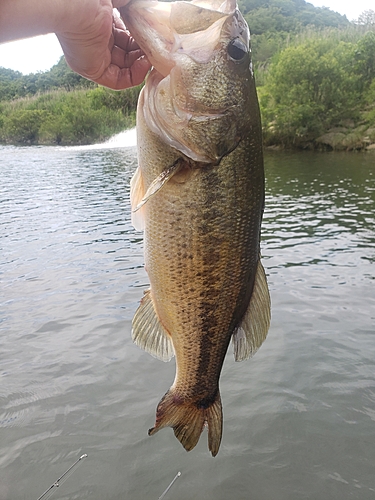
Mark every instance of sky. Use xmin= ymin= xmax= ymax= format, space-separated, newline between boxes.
xmin=0 ymin=0 xmax=374 ymax=75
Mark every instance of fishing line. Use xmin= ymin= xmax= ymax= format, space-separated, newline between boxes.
xmin=36 ymin=453 xmax=88 ymax=500
xmin=158 ymin=471 xmax=181 ymax=500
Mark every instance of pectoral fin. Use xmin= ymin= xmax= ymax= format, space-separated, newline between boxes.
xmin=233 ymin=259 xmax=271 ymax=361
xmin=132 ymin=289 xmax=175 ymax=362
xmin=130 ymin=166 xmax=146 ymax=231
xmin=133 ymin=159 xmax=183 ymax=213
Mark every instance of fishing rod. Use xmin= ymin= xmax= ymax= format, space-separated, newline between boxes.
xmin=36 ymin=453 xmax=88 ymax=500
xmin=36 ymin=454 xmax=181 ymax=500
xmin=158 ymin=471 xmax=181 ymax=500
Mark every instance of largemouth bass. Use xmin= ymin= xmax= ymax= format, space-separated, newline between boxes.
xmin=120 ymin=0 xmax=270 ymax=457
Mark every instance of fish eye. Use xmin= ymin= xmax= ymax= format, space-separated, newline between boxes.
xmin=227 ymin=39 xmax=248 ymax=62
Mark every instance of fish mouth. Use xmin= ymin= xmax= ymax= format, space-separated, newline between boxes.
xmin=121 ymin=0 xmax=238 ymax=77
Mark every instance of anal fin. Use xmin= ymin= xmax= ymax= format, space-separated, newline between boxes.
xmin=132 ymin=289 xmax=175 ymax=362
xmin=233 ymin=259 xmax=271 ymax=362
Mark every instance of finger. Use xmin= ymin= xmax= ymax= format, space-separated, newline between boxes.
xmin=96 ymin=56 xmax=151 ymax=89
xmin=111 ymin=45 xmax=146 ymax=68
xmin=108 ymin=31 xmax=115 ymax=53
xmin=113 ymin=27 xmax=140 ymax=52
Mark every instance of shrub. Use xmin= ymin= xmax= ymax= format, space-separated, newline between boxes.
xmin=2 ymin=109 xmax=47 ymax=143
xmin=259 ymin=37 xmax=363 ymax=145
xmin=0 ymin=88 xmax=137 ymax=145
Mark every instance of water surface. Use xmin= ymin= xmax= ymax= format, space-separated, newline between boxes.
xmin=1 ymin=141 xmax=375 ymax=499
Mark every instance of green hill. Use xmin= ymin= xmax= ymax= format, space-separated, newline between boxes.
xmin=241 ymin=0 xmax=350 ymax=33
xmin=0 ymin=2 xmax=374 ymax=149
xmin=241 ymin=0 xmax=350 ymax=62
xmin=0 ymin=57 xmax=93 ymax=101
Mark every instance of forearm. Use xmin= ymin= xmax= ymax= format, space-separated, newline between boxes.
xmin=0 ymin=0 xmax=64 ymax=43
xmin=0 ymin=0 xmax=150 ymax=90
xmin=0 ymin=0 xmax=106 ymax=44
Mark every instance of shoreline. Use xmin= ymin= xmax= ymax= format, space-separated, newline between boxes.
xmin=264 ymin=123 xmax=375 ymax=153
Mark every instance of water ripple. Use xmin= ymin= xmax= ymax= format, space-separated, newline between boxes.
xmin=1 ymin=147 xmax=375 ymax=499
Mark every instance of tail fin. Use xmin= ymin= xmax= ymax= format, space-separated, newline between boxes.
xmin=148 ymin=389 xmax=223 ymax=457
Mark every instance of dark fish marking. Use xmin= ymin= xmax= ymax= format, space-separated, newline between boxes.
xmin=196 ymin=392 xmax=219 ymax=410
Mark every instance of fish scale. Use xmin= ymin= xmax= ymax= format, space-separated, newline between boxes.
xmin=121 ymin=0 xmax=271 ymax=456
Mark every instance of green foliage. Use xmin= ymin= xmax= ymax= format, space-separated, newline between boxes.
xmin=245 ymin=2 xmax=348 ymax=40
xmin=354 ymin=31 xmax=375 ymax=89
xmin=251 ymin=32 xmax=291 ymax=64
xmin=0 ymin=55 xmax=140 ymax=145
xmin=362 ymin=80 xmax=375 ymax=123
xmin=0 ymin=67 xmax=25 ymax=100
xmin=0 ymin=0 xmax=373 ymax=149
xmin=0 ymin=57 xmax=93 ymax=102
xmin=243 ymin=0 xmax=350 ymax=66
xmin=356 ymin=10 xmax=375 ymax=26
xmin=241 ymin=0 xmax=350 ymax=28
xmin=87 ymin=85 xmax=141 ymax=114
xmin=259 ymin=31 xmax=375 ymax=147
xmin=2 ymin=109 xmax=47 ymax=143
xmin=246 ymin=6 xmax=298 ymax=35
xmin=0 ymin=88 xmax=136 ymax=145
xmin=44 ymin=57 xmax=94 ymax=91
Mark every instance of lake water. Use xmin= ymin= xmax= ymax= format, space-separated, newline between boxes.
xmin=1 ymin=134 xmax=375 ymax=500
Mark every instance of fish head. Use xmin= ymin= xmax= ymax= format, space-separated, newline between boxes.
xmin=121 ymin=0 xmax=258 ymax=163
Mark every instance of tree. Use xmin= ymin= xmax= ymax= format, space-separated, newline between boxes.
xmin=356 ymin=10 xmax=375 ymax=26
xmin=243 ymin=0 xmax=349 ymax=35
xmin=354 ymin=32 xmax=375 ymax=89
xmin=260 ymin=38 xmax=361 ymax=143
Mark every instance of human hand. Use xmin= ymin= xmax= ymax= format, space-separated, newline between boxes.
xmin=56 ymin=0 xmax=151 ymax=90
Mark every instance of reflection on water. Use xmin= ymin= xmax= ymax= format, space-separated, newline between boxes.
xmin=1 ymin=145 xmax=375 ymax=500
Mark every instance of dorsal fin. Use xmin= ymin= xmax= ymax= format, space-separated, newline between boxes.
xmin=232 ymin=259 xmax=271 ymax=361
xmin=132 ymin=289 xmax=175 ymax=362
